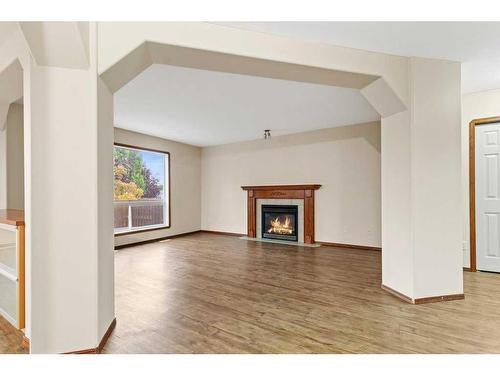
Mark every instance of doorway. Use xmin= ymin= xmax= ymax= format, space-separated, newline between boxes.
xmin=469 ymin=116 xmax=500 ymax=272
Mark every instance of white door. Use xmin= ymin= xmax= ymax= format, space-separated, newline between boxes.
xmin=476 ymin=122 xmax=500 ymax=272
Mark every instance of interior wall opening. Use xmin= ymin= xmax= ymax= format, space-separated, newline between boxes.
xmin=104 ymin=46 xmax=384 ymax=352
xmin=0 ymin=58 xmax=26 ymax=351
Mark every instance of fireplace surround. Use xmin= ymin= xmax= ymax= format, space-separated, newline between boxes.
xmin=241 ymin=184 xmax=321 ymax=244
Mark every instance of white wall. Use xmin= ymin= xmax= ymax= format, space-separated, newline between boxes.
xmin=201 ymin=122 xmax=381 ymax=247
xmin=461 ymin=89 xmax=500 ymax=268
xmin=6 ymin=103 xmax=24 ymax=210
xmin=114 ymin=128 xmax=202 ymax=247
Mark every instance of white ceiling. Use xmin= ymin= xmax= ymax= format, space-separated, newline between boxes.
xmin=216 ymin=22 xmax=500 ymax=94
xmin=114 ymin=64 xmax=380 ymax=147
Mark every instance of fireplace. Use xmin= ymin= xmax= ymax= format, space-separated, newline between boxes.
xmin=261 ymin=205 xmax=298 ymax=242
xmin=242 ymin=185 xmax=321 ymax=244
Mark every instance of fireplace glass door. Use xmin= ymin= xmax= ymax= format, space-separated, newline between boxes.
xmin=262 ymin=205 xmax=298 ymax=242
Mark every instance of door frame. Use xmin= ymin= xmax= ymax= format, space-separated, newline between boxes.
xmin=469 ymin=116 xmax=500 ymax=272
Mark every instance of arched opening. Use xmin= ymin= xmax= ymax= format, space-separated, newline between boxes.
xmin=98 ymin=40 xmax=398 ymax=353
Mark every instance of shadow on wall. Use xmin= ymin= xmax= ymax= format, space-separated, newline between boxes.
xmin=5 ymin=103 xmax=24 ymax=210
xmin=201 ymin=121 xmax=381 ymax=155
xmin=0 ymin=59 xmax=24 ymax=211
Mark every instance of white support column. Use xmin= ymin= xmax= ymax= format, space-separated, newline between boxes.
xmin=96 ymin=64 xmax=115 ymax=343
xmin=28 ymin=60 xmax=99 ymax=353
xmin=27 ymin=22 xmax=114 ymax=353
xmin=410 ymin=57 xmax=463 ymax=299
xmin=381 ymin=110 xmax=414 ymax=297
xmin=381 ymin=57 xmax=463 ymax=301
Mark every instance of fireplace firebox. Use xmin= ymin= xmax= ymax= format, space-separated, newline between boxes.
xmin=261 ymin=205 xmax=298 ymax=242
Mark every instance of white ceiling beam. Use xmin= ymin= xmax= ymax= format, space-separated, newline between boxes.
xmin=361 ymin=78 xmax=406 ymax=118
xmin=19 ymin=22 xmax=89 ymax=69
xmin=101 ymin=41 xmax=379 ymax=95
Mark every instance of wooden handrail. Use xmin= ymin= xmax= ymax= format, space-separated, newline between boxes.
xmin=0 ymin=209 xmax=25 ymax=226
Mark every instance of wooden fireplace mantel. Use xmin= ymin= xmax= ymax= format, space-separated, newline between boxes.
xmin=241 ymin=184 xmax=321 ymax=244
xmin=241 ymin=184 xmax=322 ymax=191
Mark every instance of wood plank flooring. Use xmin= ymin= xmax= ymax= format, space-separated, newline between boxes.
xmin=103 ymin=232 xmax=500 ymax=354
xmin=0 ymin=315 xmax=27 ymax=354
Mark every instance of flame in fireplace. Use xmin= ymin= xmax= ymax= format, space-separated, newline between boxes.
xmin=267 ymin=215 xmax=294 ymax=235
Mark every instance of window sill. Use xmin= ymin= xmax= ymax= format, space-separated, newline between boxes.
xmin=114 ymin=224 xmax=171 ymax=237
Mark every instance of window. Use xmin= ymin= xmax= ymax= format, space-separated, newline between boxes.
xmin=113 ymin=144 xmax=170 ymax=235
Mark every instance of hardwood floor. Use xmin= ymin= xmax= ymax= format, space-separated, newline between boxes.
xmin=102 ymin=232 xmax=500 ymax=354
xmin=3 ymin=232 xmax=498 ymax=354
xmin=0 ymin=315 xmax=27 ymax=354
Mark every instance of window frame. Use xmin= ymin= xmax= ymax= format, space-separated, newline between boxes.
xmin=113 ymin=142 xmax=171 ymax=236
